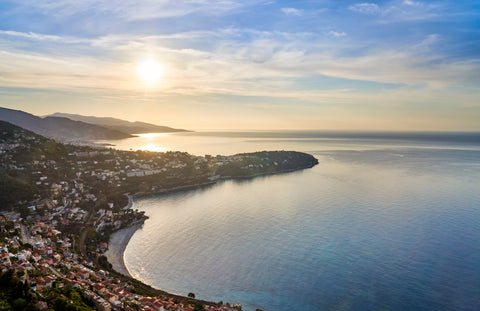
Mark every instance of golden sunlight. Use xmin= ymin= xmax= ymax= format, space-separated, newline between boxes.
xmin=136 ymin=59 xmax=164 ymax=84
xmin=136 ymin=133 xmax=167 ymax=138
xmin=139 ymin=144 xmax=167 ymax=152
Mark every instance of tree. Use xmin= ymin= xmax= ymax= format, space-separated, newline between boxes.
xmin=188 ymin=292 xmax=195 ymax=299
xmin=12 ymin=298 xmax=27 ymax=311
xmin=98 ymin=255 xmax=112 ymax=270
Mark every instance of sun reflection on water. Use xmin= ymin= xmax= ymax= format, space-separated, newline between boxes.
xmin=136 ymin=133 xmax=167 ymax=138
xmin=139 ymin=144 xmax=167 ymax=152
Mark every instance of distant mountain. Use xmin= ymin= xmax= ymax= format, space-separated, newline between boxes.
xmin=0 ymin=107 xmax=132 ymax=141
xmin=47 ymin=112 xmax=189 ymax=134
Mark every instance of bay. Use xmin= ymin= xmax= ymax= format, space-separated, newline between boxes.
xmin=105 ymin=131 xmax=480 ymax=311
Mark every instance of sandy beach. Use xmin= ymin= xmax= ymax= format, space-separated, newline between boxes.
xmin=104 ymin=223 xmax=143 ymax=277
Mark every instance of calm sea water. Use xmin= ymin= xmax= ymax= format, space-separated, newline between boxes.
xmin=108 ymin=131 xmax=480 ymax=311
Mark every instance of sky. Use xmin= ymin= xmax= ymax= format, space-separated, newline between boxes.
xmin=0 ymin=0 xmax=479 ymax=131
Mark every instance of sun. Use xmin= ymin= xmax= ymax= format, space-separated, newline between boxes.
xmin=136 ymin=59 xmax=164 ymax=84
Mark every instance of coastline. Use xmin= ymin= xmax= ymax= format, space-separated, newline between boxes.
xmin=104 ymin=223 xmax=143 ymax=277
xmin=123 ymin=193 xmax=134 ymax=210
xmin=103 ymin=183 xmax=215 ymax=278
xmin=104 ymin=165 xmax=318 ymax=282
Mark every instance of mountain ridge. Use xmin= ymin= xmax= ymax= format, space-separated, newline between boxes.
xmin=47 ymin=112 xmax=189 ymax=134
xmin=0 ymin=107 xmax=190 ymax=142
xmin=0 ymin=107 xmax=132 ymax=142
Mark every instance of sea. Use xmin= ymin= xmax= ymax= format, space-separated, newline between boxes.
xmin=101 ymin=131 xmax=480 ymax=311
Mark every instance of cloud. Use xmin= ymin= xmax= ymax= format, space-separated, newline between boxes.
xmin=0 ymin=30 xmax=87 ymax=44
xmin=21 ymin=0 xmax=270 ymax=20
xmin=281 ymin=7 xmax=303 ymax=16
xmin=403 ymin=0 xmax=421 ymax=6
xmin=0 ymin=30 xmax=61 ymax=41
xmin=349 ymin=1 xmax=444 ymax=22
xmin=349 ymin=3 xmax=380 ymax=14
xmin=380 ymin=1 xmax=442 ymax=22
xmin=326 ymin=31 xmax=347 ymax=37
xmin=0 ymin=24 xmax=478 ymax=108
xmin=1 ymin=28 xmax=479 ymax=131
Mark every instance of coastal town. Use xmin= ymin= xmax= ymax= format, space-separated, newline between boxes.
xmin=0 ymin=120 xmax=318 ymax=311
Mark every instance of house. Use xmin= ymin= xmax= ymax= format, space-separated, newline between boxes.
xmin=94 ymin=283 xmax=107 ymax=295
xmin=103 ymin=292 xmax=117 ymax=304
xmin=36 ymin=277 xmax=46 ymax=290
xmin=99 ymin=242 xmax=108 ymax=252
xmin=36 ymin=301 xmax=48 ymax=311
xmin=78 ymin=269 xmax=91 ymax=280
xmin=66 ymin=279 xmax=79 ymax=288
xmin=66 ymin=271 xmax=75 ymax=280
xmin=153 ymin=301 xmax=166 ymax=311
xmin=44 ymin=275 xmax=55 ymax=288
xmin=94 ymin=297 xmax=111 ymax=311
xmin=32 ymin=253 xmax=42 ymax=262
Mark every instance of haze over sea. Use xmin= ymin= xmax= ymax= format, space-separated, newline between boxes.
xmin=104 ymin=131 xmax=480 ymax=311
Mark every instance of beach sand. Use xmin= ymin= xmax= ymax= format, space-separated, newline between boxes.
xmin=104 ymin=223 xmax=143 ymax=277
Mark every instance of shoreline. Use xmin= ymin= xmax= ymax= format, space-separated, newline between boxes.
xmin=103 ymin=182 xmax=216 ymax=278
xmin=103 ymin=164 xmax=318 ymax=301
xmin=104 ymin=222 xmax=143 ymax=277
xmin=123 ymin=193 xmax=134 ymax=210
xmin=133 ymin=180 xmax=217 ymax=198
xmin=105 ymin=165 xmax=317 ymax=274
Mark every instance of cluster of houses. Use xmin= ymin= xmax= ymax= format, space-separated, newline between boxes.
xmin=1 ymin=208 xmax=241 ymax=311
xmin=0 ymin=128 xmax=249 ymax=310
xmin=0 ymin=124 xmax=318 ymax=311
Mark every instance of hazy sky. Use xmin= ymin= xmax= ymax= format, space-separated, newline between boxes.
xmin=0 ymin=0 xmax=479 ymax=130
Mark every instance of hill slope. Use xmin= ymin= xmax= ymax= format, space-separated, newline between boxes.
xmin=0 ymin=107 xmax=132 ymax=141
xmin=47 ymin=112 xmax=189 ymax=134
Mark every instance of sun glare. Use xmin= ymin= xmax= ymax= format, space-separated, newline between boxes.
xmin=136 ymin=59 xmax=164 ymax=84
xmin=139 ymin=144 xmax=167 ymax=152
xmin=136 ymin=133 xmax=167 ymax=138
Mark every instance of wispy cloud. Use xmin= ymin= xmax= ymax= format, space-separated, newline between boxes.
xmin=381 ymin=0 xmax=443 ymax=22
xmin=1 ymin=28 xmax=478 ymax=98
xmin=0 ymin=30 xmax=88 ymax=44
xmin=349 ymin=3 xmax=381 ymax=15
xmin=403 ymin=0 xmax=422 ymax=6
xmin=281 ymin=8 xmax=303 ymax=16
xmin=1 ymin=0 xmax=479 ymax=130
xmin=349 ymin=1 xmax=445 ymax=22
xmin=326 ymin=31 xmax=347 ymax=37
xmin=0 ymin=30 xmax=62 ymax=41
xmin=21 ymin=0 xmax=270 ymax=20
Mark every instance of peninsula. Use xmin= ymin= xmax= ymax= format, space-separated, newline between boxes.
xmin=0 ymin=120 xmax=318 ymax=311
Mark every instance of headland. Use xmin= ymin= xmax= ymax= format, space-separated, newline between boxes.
xmin=0 ymin=121 xmax=318 ymax=311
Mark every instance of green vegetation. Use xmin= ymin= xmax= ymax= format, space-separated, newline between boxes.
xmin=0 ymin=269 xmax=36 ymax=310
xmin=0 ymin=120 xmax=316 ymax=311
xmin=0 ymin=269 xmax=94 ymax=311
xmin=46 ymin=287 xmax=93 ymax=311
xmin=216 ymin=151 xmax=318 ymax=178
xmin=0 ymin=170 xmax=39 ymax=207
xmin=97 ymin=255 xmax=112 ymax=270
xmin=1 ymin=120 xmax=316 ymax=213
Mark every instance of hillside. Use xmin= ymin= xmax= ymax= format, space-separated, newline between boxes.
xmin=0 ymin=121 xmax=50 ymax=207
xmin=0 ymin=120 xmax=317 ymax=211
xmin=0 ymin=107 xmax=132 ymax=142
xmin=0 ymin=120 xmax=317 ymax=309
xmin=47 ymin=112 xmax=189 ymax=134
